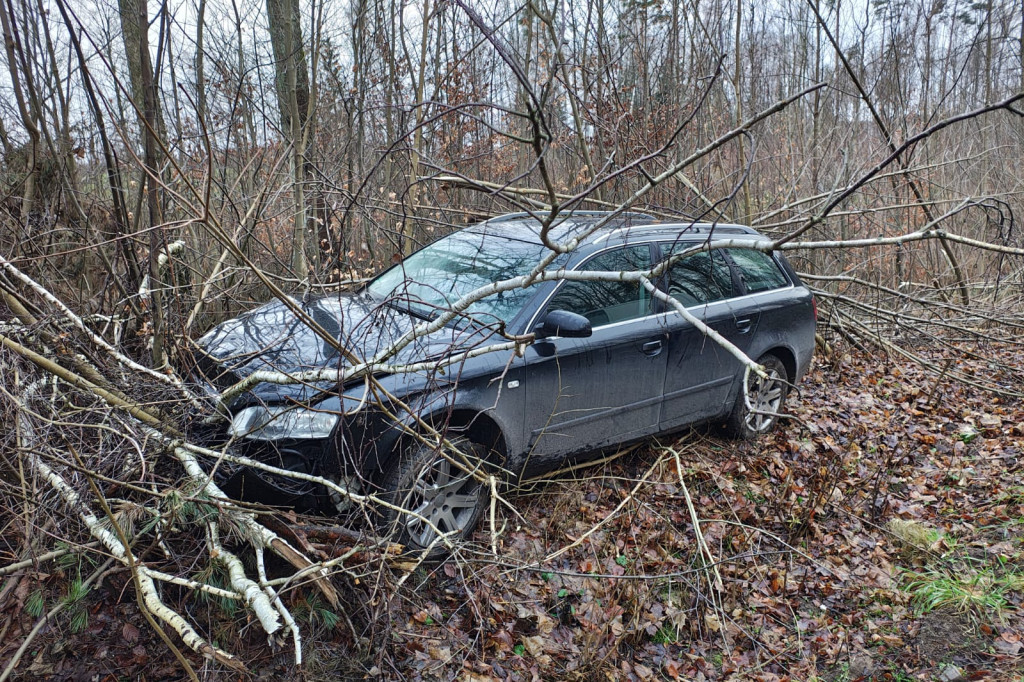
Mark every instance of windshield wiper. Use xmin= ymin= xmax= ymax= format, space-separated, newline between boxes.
xmin=384 ymin=299 xmax=438 ymax=321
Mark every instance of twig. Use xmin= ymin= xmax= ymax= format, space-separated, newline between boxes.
xmin=0 ymin=542 xmax=101 ymax=578
xmin=542 ymin=450 xmax=664 ymax=563
xmin=666 ymin=445 xmax=724 ymax=592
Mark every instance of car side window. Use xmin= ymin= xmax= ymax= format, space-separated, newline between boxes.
xmin=663 ymin=249 xmax=733 ymax=307
xmin=727 ymin=249 xmax=789 ymax=293
xmin=546 ymin=245 xmax=652 ymax=327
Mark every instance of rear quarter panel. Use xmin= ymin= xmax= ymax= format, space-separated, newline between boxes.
xmin=722 ymin=283 xmax=816 ymax=412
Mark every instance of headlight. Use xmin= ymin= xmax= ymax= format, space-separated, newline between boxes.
xmin=228 ymin=405 xmax=339 ymax=441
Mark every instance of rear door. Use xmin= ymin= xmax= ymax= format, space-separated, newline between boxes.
xmin=657 ymin=245 xmax=758 ymax=430
xmin=721 ymin=245 xmax=803 ymax=369
xmin=521 ymin=244 xmax=668 ymax=472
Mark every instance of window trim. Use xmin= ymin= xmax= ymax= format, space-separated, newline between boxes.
xmin=722 ymin=248 xmax=793 ymax=296
xmin=523 ymin=240 xmax=798 ymax=334
xmin=658 ymin=245 xmax=736 ymax=309
xmin=524 ymin=241 xmax=658 ymax=333
xmin=650 ymin=242 xmax=797 ymax=317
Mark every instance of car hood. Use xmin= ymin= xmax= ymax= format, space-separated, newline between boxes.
xmin=194 ymin=293 xmax=495 ymax=405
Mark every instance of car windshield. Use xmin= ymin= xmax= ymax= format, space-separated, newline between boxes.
xmin=367 ymin=228 xmax=568 ymax=326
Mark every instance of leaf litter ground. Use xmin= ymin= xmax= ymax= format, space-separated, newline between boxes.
xmin=3 ymin=342 xmax=1022 ymax=681
xmin=383 ymin=344 xmax=1024 ymax=681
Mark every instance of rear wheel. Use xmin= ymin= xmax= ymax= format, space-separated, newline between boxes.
xmin=725 ymin=353 xmax=789 ymax=439
xmin=379 ymin=437 xmax=489 ymax=555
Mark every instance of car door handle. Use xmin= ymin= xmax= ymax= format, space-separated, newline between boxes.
xmin=641 ymin=340 xmax=663 ymax=356
xmin=735 ymin=318 xmax=752 ymax=334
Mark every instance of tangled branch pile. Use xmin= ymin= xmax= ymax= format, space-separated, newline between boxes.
xmin=0 ymin=267 xmax=369 ymax=674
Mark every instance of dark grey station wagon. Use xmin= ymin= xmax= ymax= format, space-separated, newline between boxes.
xmin=195 ymin=213 xmax=816 ymax=552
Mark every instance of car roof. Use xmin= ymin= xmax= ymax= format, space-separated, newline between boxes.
xmin=469 ymin=211 xmax=764 ymax=246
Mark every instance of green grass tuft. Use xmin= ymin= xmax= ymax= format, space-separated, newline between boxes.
xmin=901 ymin=566 xmax=1023 ymax=621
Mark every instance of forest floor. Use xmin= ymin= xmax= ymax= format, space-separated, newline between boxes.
xmin=3 ymin=341 xmax=1024 ymax=681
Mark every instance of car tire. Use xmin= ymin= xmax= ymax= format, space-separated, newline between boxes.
xmin=379 ymin=436 xmax=490 ymax=555
xmin=725 ymin=353 xmax=789 ymax=439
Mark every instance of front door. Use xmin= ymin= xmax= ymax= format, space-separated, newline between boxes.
xmin=520 ymin=245 xmax=668 ymax=474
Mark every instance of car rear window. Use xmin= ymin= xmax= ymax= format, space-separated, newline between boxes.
xmin=663 ymin=249 xmax=733 ymax=307
xmin=546 ymin=245 xmax=652 ymax=326
xmin=727 ymin=249 xmax=789 ymax=293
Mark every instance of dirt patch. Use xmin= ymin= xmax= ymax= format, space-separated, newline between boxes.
xmin=915 ymin=607 xmax=984 ymax=663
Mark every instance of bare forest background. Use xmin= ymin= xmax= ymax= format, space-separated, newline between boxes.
xmin=2 ymin=0 xmax=1023 ymax=336
xmin=2 ymin=0 xmax=1024 ymax=677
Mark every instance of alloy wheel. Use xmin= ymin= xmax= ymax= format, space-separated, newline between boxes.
xmin=744 ymin=367 xmax=785 ymax=433
xmin=403 ymin=455 xmax=483 ymax=548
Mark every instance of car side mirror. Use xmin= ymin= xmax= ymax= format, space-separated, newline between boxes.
xmin=535 ymin=310 xmax=592 ymax=339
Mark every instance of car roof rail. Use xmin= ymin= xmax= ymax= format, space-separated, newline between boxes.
xmin=485 ymin=210 xmax=657 ymax=224
xmin=595 ymin=221 xmax=762 ymax=243
xmin=694 ymin=223 xmax=761 ymax=235
xmin=650 ymin=222 xmax=761 ymax=235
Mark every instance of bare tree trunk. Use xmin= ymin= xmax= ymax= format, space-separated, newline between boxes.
xmin=286 ymin=23 xmax=307 ymax=279
xmin=734 ymin=0 xmax=751 ymax=220
xmin=266 ymin=0 xmax=310 ymax=136
xmin=0 ymin=113 xmax=10 ymax=157
xmin=130 ymin=0 xmax=167 ymax=367
xmin=403 ymin=0 xmax=431 ymax=255
xmin=117 ymin=0 xmax=166 ymax=144
xmin=0 ymin=0 xmax=40 ymax=221
xmin=985 ymin=0 xmax=993 ymax=104
xmin=195 ymin=0 xmax=207 ymax=125
xmin=116 ymin=0 xmax=171 ymax=347
xmin=266 ymin=0 xmax=312 ymax=278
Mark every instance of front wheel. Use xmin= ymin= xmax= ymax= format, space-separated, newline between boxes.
xmin=725 ymin=354 xmax=790 ymax=439
xmin=379 ymin=437 xmax=489 ymax=555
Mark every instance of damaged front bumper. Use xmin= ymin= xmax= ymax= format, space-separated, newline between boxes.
xmin=211 ymin=403 xmax=406 ymax=513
